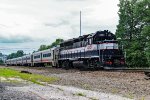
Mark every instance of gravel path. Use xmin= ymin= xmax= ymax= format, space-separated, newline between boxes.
xmin=1 ymin=66 xmax=150 ymax=100
xmin=0 ymin=82 xmax=132 ymax=100
xmin=0 ymin=82 xmax=42 ymax=100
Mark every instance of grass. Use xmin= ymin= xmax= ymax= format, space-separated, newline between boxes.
xmin=111 ymin=88 xmax=119 ymax=94
xmin=6 ymin=78 xmax=22 ymax=83
xmin=141 ymin=96 xmax=145 ymax=100
xmin=57 ymin=87 xmax=64 ymax=91
xmin=83 ymin=84 xmax=91 ymax=90
xmin=74 ymin=92 xmax=98 ymax=100
xmin=76 ymin=92 xmax=86 ymax=97
xmin=124 ymin=92 xmax=134 ymax=99
xmin=0 ymin=68 xmax=59 ymax=85
xmin=89 ymin=97 xmax=99 ymax=100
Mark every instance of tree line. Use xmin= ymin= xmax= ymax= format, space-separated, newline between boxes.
xmin=116 ymin=0 xmax=150 ymax=67
xmin=0 ymin=60 xmax=4 ymax=65
xmin=7 ymin=38 xmax=64 ymax=59
xmin=7 ymin=50 xmax=24 ymax=59
xmin=38 ymin=38 xmax=63 ymax=51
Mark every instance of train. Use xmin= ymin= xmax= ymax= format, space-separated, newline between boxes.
xmin=6 ymin=30 xmax=125 ymax=70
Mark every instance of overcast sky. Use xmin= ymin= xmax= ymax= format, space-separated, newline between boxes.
xmin=0 ymin=0 xmax=119 ymax=55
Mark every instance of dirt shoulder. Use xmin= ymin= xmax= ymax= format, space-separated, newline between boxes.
xmin=0 ymin=82 xmax=42 ymax=100
xmin=1 ymin=66 xmax=150 ymax=100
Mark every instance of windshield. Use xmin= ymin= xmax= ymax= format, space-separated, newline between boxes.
xmin=93 ymin=32 xmax=116 ymax=43
xmin=103 ymin=49 xmax=123 ymax=56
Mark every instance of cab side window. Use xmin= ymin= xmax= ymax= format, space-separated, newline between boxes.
xmin=88 ymin=38 xmax=92 ymax=45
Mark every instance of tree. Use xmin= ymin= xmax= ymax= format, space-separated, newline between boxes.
xmin=38 ymin=45 xmax=47 ymax=51
xmin=16 ymin=50 xmax=24 ymax=57
xmin=0 ymin=60 xmax=3 ymax=65
xmin=116 ymin=0 xmax=150 ymax=67
xmin=141 ymin=0 xmax=150 ymax=66
xmin=38 ymin=38 xmax=64 ymax=51
xmin=7 ymin=50 xmax=24 ymax=59
xmin=47 ymin=38 xmax=64 ymax=49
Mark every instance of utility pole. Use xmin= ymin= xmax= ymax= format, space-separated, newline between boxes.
xmin=80 ymin=11 xmax=82 ymax=36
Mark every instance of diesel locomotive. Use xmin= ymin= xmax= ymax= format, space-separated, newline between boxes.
xmin=6 ymin=30 xmax=125 ymax=69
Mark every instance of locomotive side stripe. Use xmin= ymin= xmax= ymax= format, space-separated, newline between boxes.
xmin=60 ymin=43 xmax=118 ymax=55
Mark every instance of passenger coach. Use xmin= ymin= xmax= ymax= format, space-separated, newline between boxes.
xmin=6 ymin=47 xmax=59 ymax=67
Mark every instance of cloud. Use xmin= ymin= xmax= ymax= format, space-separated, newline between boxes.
xmin=44 ymin=19 xmax=70 ymax=27
xmin=0 ymin=0 xmax=119 ymax=54
xmin=55 ymin=0 xmax=89 ymax=1
xmin=0 ymin=35 xmax=33 ymax=43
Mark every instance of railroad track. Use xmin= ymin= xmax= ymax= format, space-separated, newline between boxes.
xmin=104 ymin=67 xmax=150 ymax=71
xmin=4 ymin=65 xmax=150 ymax=78
xmin=104 ymin=68 xmax=150 ymax=77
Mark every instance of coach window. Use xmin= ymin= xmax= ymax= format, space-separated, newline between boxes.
xmin=34 ymin=55 xmax=40 ymax=59
xmin=43 ymin=53 xmax=51 ymax=57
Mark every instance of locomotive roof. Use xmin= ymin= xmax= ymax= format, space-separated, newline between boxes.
xmin=22 ymin=54 xmax=31 ymax=58
xmin=88 ymin=30 xmax=114 ymax=38
xmin=61 ymin=34 xmax=90 ymax=44
xmin=60 ymin=34 xmax=92 ymax=45
xmin=61 ymin=30 xmax=114 ymax=45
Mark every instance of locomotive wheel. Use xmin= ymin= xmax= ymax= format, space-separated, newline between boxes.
xmin=87 ymin=59 xmax=92 ymax=68
xmin=79 ymin=60 xmax=88 ymax=71
xmin=80 ymin=66 xmax=88 ymax=71
xmin=58 ymin=62 xmax=62 ymax=68
xmin=64 ymin=61 xmax=70 ymax=70
xmin=62 ymin=61 xmax=66 ymax=69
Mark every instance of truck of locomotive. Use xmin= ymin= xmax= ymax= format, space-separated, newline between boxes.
xmin=6 ymin=30 xmax=125 ymax=69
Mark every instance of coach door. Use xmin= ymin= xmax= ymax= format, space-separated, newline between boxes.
xmin=53 ymin=49 xmax=57 ymax=66
xmin=52 ymin=49 xmax=59 ymax=67
xmin=53 ymin=50 xmax=55 ymax=61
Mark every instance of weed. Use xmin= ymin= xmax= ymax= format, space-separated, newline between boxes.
xmin=89 ymin=97 xmax=99 ymax=100
xmin=141 ymin=96 xmax=145 ymax=100
xmin=76 ymin=92 xmax=86 ymax=97
xmin=111 ymin=88 xmax=119 ymax=94
xmin=57 ymin=87 xmax=64 ymax=91
xmin=83 ymin=84 xmax=91 ymax=90
xmin=124 ymin=92 xmax=134 ymax=99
